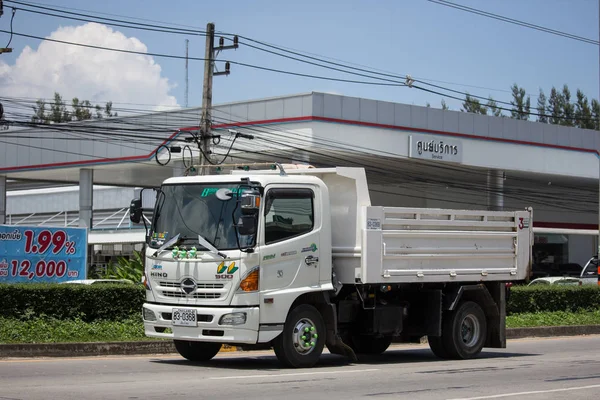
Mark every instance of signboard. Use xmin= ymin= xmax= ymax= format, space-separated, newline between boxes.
xmin=0 ymin=225 xmax=88 ymax=283
xmin=409 ymin=134 xmax=463 ymax=163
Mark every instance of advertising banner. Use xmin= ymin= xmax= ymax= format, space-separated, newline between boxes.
xmin=0 ymin=225 xmax=88 ymax=283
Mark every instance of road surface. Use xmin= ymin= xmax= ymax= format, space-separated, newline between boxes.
xmin=1 ymin=336 xmax=600 ymax=400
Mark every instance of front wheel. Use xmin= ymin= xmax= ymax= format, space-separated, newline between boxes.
xmin=273 ymin=304 xmax=325 ymax=368
xmin=173 ymin=340 xmax=222 ymax=362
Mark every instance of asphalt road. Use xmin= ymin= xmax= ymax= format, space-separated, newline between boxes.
xmin=1 ymin=336 xmax=600 ymax=400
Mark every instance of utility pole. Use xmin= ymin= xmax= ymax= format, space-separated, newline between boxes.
xmin=197 ymin=22 xmax=237 ymax=175
xmin=0 ymin=2 xmax=14 ymax=55
xmin=185 ymin=39 xmax=189 ymax=108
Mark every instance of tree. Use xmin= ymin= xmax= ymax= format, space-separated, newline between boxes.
xmin=575 ymin=89 xmax=593 ymax=129
xmin=510 ymin=84 xmax=530 ymax=120
xmin=461 ymin=94 xmax=487 ymax=115
xmin=536 ymin=89 xmax=548 ymax=123
xmin=560 ymin=85 xmax=574 ymax=126
xmin=49 ymin=92 xmax=70 ymax=123
xmin=487 ymin=97 xmax=502 ymax=117
xmin=104 ymin=101 xmax=117 ymax=118
xmin=31 ymin=99 xmax=50 ymax=124
xmin=592 ymin=99 xmax=600 ymax=130
xmin=72 ymin=98 xmax=92 ymax=121
xmin=30 ymin=92 xmax=116 ymax=123
xmin=441 ymin=99 xmax=449 ymax=110
xmin=547 ymin=87 xmax=563 ymax=125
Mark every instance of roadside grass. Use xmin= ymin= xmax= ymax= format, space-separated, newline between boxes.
xmin=1 ymin=311 xmax=599 ymax=344
xmin=507 ymin=310 xmax=600 ymax=328
xmin=0 ymin=316 xmax=150 ymax=344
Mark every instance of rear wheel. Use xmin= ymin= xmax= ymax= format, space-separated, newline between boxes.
xmin=173 ymin=340 xmax=222 ymax=362
xmin=427 ymin=335 xmax=451 ymax=359
xmin=273 ymin=304 xmax=325 ymax=368
xmin=350 ymin=335 xmax=393 ymax=355
xmin=442 ymin=301 xmax=487 ymax=359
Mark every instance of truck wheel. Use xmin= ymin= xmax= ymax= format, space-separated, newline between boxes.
xmin=350 ymin=335 xmax=393 ymax=355
xmin=173 ymin=340 xmax=222 ymax=362
xmin=427 ymin=336 xmax=451 ymax=359
xmin=443 ymin=301 xmax=487 ymax=360
xmin=273 ymin=304 xmax=325 ymax=368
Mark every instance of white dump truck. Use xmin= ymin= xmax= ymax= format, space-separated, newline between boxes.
xmin=130 ymin=164 xmax=533 ymax=368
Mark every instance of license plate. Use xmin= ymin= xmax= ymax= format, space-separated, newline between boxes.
xmin=172 ymin=308 xmax=197 ymax=327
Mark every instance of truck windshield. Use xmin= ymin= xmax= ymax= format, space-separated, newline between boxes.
xmin=148 ymin=183 xmax=256 ymax=251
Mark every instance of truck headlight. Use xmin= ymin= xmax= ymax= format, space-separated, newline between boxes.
xmin=143 ymin=307 xmax=157 ymax=322
xmin=219 ymin=312 xmax=247 ymax=326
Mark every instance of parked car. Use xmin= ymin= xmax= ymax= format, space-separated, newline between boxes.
xmin=528 ymin=276 xmax=582 ymax=286
xmin=579 ymin=256 xmax=598 ymax=286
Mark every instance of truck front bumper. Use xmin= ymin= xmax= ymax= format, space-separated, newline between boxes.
xmin=142 ymin=303 xmax=259 ymax=344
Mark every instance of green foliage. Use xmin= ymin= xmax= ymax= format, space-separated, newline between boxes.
xmin=0 ymin=283 xmax=145 ymax=322
xmin=508 ymin=285 xmax=600 ymax=314
xmin=30 ymin=92 xmax=116 ymax=123
xmin=507 ymin=310 xmax=600 ymax=328
xmin=536 ymin=89 xmax=547 ymax=123
xmin=510 ymin=83 xmax=531 ymax=120
xmin=461 ymin=93 xmax=487 ymax=115
xmin=0 ymin=316 xmax=148 ymax=343
xmin=101 ymin=251 xmax=144 ymax=282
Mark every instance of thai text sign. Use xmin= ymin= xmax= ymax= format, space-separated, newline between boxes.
xmin=409 ymin=134 xmax=463 ymax=163
xmin=0 ymin=225 xmax=87 ymax=283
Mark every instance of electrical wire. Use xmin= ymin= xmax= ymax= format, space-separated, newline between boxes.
xmin=427 ymin=0 xmax=599 ymax=46
xmin=4 ymin=7 xmax=16 ymax=48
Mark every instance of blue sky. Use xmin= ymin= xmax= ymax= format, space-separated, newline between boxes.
xmin=0 ymin=0 xmax=598 ymax=114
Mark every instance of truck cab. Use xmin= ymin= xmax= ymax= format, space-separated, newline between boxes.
xmin=133 ymin=166 xmax=336 ymax=366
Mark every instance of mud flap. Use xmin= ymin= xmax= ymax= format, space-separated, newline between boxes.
xmin=320 ymin=300 xmax=358 ymax=362
xmin=326 ymin=334 xmax=358 ymax=362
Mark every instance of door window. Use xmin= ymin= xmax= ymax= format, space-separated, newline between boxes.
xmin=264 ymin=188 xmax=314 ymax=245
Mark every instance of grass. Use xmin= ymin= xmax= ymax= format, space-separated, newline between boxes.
xmin=507 ymin=310 xmax=600 ymax=328
xmin=0 ymin=317 xmax=149 ymax=344
xmin=1 ymin=311 xmax=599 ymax=344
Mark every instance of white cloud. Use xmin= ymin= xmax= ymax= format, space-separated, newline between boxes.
xmin=0 ymin=23 xmax=179 ymax=114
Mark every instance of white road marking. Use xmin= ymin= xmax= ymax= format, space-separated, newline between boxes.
xmin=209 ymin=368 xmax=380 ymax=380
xmin=447 ymin=384 xmax=600 ymax=400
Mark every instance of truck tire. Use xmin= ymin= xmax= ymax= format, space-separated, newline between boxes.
xmin=173 ymin=340 xmax=222 ymax=362
xmin=442 ymin=301 xmax=487 ymax=360
xmin=273 ymin=304 xmax=325 ymax=368
xmin=427 ymin=336 xmax=451 ymax=359
xmin=350 ymin=335 xmax=393 ymax=355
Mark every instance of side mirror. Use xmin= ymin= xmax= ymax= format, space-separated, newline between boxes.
xmin=237 ymin=215 xmax=257 ymax=236
xmin=240 ymin=191 xmax=260 ymax=215
xmin=129 ymin=198 xmax=142 ymax=224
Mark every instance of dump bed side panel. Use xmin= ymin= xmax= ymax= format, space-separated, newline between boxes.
xmin=357 ymin=207 xmax=533 ymax=284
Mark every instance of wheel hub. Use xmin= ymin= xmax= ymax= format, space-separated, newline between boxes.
xmin=461 ymin=314 xmax=480 ymax=347
xmin=292 ymin=317 xmax=319 ymax=355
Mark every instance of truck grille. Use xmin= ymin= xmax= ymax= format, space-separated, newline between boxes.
xmin=161 ymin=291 xmax=221 ymax=299
xmin=159 ymin=282 xmax=224 ymax=289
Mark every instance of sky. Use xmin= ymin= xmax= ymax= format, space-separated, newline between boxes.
xmin=0 ymin=0 xmax=598 ymax=117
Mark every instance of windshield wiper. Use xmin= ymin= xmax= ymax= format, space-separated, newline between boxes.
xmin=198 ymin=235 xmax=227 ymax=259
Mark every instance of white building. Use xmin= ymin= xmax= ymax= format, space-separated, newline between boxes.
xmin=1 ymin=92 xmax=597 ymax=275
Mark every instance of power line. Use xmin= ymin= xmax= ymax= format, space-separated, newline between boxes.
xmin=8 ymin=1 xmax=592 ymax=114
xmin=0 ymin=29 xmax=406 ymax=87
xmin=4 ymin=0 xmax=208 ymax=36
xmin=427 ymin=0 xmax=599 ymax=46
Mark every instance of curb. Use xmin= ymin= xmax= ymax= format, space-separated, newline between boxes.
xmin=1 ymin=326 xmax=599 ymax=358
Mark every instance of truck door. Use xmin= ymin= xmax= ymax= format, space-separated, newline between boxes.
xmin=259 ymin=186 xmax=320 ymax=292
